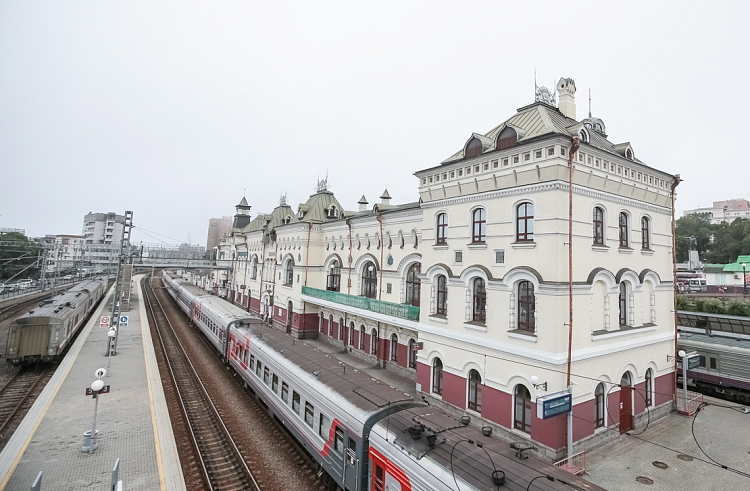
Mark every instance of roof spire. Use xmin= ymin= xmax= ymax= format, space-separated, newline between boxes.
xmin=588 ymin=89 xmax=592 ymax=118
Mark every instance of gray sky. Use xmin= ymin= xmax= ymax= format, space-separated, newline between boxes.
xmin=1 ymin=2 xmax=748 ymax=246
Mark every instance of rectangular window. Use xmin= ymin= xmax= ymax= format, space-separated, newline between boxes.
xmin=443 ymin=173 xmax=448 ymax=180
xmin=503 ymin=158 xmax=509 ymax=166
xmin=272 ymin=374 xmax=279 ymax=393
xmin=699 ymin=356 xmax=706 ymax=368
xmin=474 ymin=165 xmax=480 ymax=173
xmin=435 ymin=174 xmax=439 ymax=182
xmin=454 ymin=251 xmax=463 ymax=263
xmin=710 ymin=357 xmax=717 ymax=370
xmin=578 ymin=153 xmax=584 ymax=162
xmin=483 ymin=163 xmax=489 ymax=171
xmin=535 ymin=150 xmax=542 ymax=159
xmin=292 ymin=391 xmax=300 ymax=414
xmin=561 ymin=147 xmax=566 ymax=156
xmin=256 ymin=361 xmax=262 ymax=377
xmin=513 ymin=156 xmax=519 ymax=163
xmin=334 ymin=426 xmax=344 ymax=454
xmin=524 ymin=153 xmax=530 ymax=161
xmin=305 ymin=402 xmax=314 ymax=427
xmin=281 ymin=382 xmax=289 ymax=402
xmin=492 ymin=160 xmax=498 ymax=168
xmin=386 ymin=283 xmax=392 ymax=294
xmin=421 ymin=178 xmax=426 ymax=185
xmin=319 ymin=413 xmax=332 ymax=439
xmin=450 ymin=171 xmax=455 ymax=178
xmin=495 ymin=250 xmax=505 ymax=264
xmin=466 ymin=167 xmax=471 ymax=175
xmin=587 ymin=156 xmax=592 ymax=165
xmin=429 ymin=176 xmax=433 ymax=183
xmin=263 ymin=367 xmax=270 ymax=385
xmin=458 ymin=169 xmax=463 ymax=176
xmin=595 ymin=159 xmax=600 ymax=167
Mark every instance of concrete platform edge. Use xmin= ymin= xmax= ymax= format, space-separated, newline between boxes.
xmin=0 ymin=285 xmax=115 ymax=490
xmin=138 ymin=276 xmax=186 ymax=491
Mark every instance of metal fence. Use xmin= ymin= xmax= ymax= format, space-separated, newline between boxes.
xmin=676 ymin=388 xmax=703 ymax=416
xmin=0 ymin=274 xmax=103 ymax=302
xmin=554 ymin=450 xmax=587 ymax=476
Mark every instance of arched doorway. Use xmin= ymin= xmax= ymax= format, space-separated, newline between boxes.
xmin=286 ymin=301 xmax=293 ymax=334
xmin=619 ymin=371 xmax=633 ymax=434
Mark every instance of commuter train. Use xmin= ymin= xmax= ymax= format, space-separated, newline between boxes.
xmin=677 ymin=310 xmax=750 ymax=404
xmin=162 ymin=271 xmax=599 ymax=491
xmin=6 ymin=278 xmax=107 ymax=366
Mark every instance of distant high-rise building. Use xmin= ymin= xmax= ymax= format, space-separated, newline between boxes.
xmin=206 ymin=217 xmax=232 ymax=251
xmin=683 ymin=199 xmax=750 ymax=224
xmin=82 ymin=212 xmax=126 ymax=244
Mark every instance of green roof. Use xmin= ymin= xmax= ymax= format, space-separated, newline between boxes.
xmin=723 ymin=256 xmax=750 ymax=272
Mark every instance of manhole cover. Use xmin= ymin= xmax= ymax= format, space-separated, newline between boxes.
xmin=653 ymin=461 xmax=668 ymax=469
xmin=636 ymin=477 xmax=654 ymax=485
xmin=677 ymin=454 xmax=693 ymax=462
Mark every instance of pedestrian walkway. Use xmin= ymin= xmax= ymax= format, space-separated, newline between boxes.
xmin=0 ymin=275 xmax=185 ymax=491
xmin=584 ymin=395 xmax=750 ymax=490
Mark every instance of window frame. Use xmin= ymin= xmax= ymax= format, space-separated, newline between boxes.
xmin=281 ymin=382 xmax=289 ymax=403
xmin=408 ymin=339 xmax=417 ymax=369
xmin=641 ymin=216 xmax=650 ymax=250
xmin=285 ymin=260 xmax=294 ymax=286
xmin=514 ymin=385 xmax=532 ymax=433
xmin=327 ymin=261 xmax=341 ymax=292
xmin=304 ymin=401 xmax=315 ymax=427
xmin=472 ymin=277 xmax=486 ymax=323
xmin=390 ymin=334 xmax=398 ymax=362
xmin=517 ymin=281 xmax=536 ymax=332
xmin=645 ymin=369 xmax=653 ymax=407
xmin=362 ymin=261 xmax=378 ymax=299
xmin=432 ymin=358 xmax=443 ymax=395
xmin=436 ymin=275 xmax=448 ymax=316
xmin=370 ymin=329 xmax=378 ymax=355
xmin=468 ymin=370 xmax=482 ymax=412
xmin=619 ymin=282 xmax=628 ymax=327
xmin=595 ymin=383 xmax=605 ymax=428
xmin=436 ymin=213 xmax=447 ymax=245
xmin=471 ymin=208 xmax=487 ymax=244
xmin=516 ymin=202 xmax=534 ymax=242
xmin=292 ymin=391 xmax=300 ymax=414
xmin=619 ymin=212 xmax=629 ymax=248
xmin=405 ymin=263 xmax=421 ymax=307
xmin=593 ymin=207 xmax=604 ymax=245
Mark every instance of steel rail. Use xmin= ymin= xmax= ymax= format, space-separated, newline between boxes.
xmin=0 ymin=368 xmax=47 ymax=434
xmin=143 ymin=278 xmax=259 ymax=491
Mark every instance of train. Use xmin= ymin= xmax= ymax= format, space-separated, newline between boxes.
xmin=162 ymin=271 xmax=598 ymax=491
xmin=677 ymin=310 xmax=750 ymax=404
xmin=5 ymin=278 xmax=107 ymax=366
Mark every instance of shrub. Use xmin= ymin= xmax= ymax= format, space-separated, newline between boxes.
xmin=676 ymin=295 xmax=690 ymax=311
xmin=726 ymin=301 xmax=750 ymax=317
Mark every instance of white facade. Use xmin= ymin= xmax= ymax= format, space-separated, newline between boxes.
xmin=82 ymin=212 xmax=125 ymax=245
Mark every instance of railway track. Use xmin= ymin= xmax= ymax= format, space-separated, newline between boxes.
xmin=0 ymin=368 xmax=49 ymax=435
xmin=144 ymin=279 xmax=259 ymax=491
xmin=0 ymin=294 xmax=55 ymax=324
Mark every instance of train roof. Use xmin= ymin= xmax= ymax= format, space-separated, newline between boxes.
xmin=195 ymin=295 xmax=254 ymax=323
xmin=372 ymin=406 xmax=605 ymax=491
xmin=14 ymin=278 xmax=105 ymax=322
xmin=235 ymin=322 xmax=418 ymax=416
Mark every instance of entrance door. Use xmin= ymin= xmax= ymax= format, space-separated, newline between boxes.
xmin=619 ymin=386 xmax=633 ymax=433
xmin=286 ymin=301 xmax=293 ymax=334
xmin=344 ymin=437 xmax=358 ymax=491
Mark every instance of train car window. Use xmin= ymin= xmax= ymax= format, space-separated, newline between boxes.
xmin=250 ymin=355 xmax=255 ymax=370
xmin=256 ymin=362 xmax=262 ymax=377
xmin=263 ymin=367 xmax=270 ymax=385
xmin=319 ymin=413 xmax=331 ymax=439
xmin=347 ymin=438 xmax=356 ymax=464
xmin=304 ymin=402 xmax=314 ymax=427
xmin=292 ymin=391 xmax=301 ymax=414
xmin=374 ymin=465 xmax=384 ymax=491
xmin=710 ymin=357 xmax=717 ymax=370
xmin=334 ymin=426 xmax=344 ymax=454
xmin=282 ymin=382 xmax=289 ymax=403
xmin=699 ymin=355 xmax=706 ymax=368
xmin=272 ymin=374 xmax=278 ymax=393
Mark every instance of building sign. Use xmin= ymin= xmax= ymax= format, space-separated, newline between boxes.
xmin=301 ymin=286 xmax=420 ymax=321
xmin=688 ymin=355 xmax=701 ymax=370
xmin=536 ymin=389 xmax=572 ymax=420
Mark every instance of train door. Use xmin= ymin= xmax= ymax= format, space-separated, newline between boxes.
xmin=344 ymin=436 xmax=358 ymax=490
xmin=370 ymin=448 xmax=409 ymax=491
xmin=330 ymin=425 xmax=345 ymax=484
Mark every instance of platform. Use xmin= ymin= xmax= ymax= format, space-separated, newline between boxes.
xmin=0 ymin=275 xmax=185 ymax=491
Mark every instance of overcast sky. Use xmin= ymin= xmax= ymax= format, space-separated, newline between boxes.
xmin=1 ymin=2 xmax=748 ymax=246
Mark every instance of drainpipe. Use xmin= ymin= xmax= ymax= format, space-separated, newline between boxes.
xmin=670 ymin=175 xmax=682 ymax=404
xmin=376 ymin=211 xmax=384 ymax=301
xmin=259 ymin=231 xmax=268 ymax=315
xmin=243 ymin=236 xmax=249 ymax=310
xmin=566 ymin=136 xmax=580 ymax=460
xmin=270 ymin=238 xmax=279 ymax=327
xmin=303 ymin=221 xmax=313 ymax=337
xmin=346 ymin=218 xmax=353 ymax=295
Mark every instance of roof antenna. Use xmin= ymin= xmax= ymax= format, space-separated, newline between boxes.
xmin=589 ymin=89 xmax=592 ymax=118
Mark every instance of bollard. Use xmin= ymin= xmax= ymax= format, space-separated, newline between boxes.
xmin=30 ymin=471 xmax=42 ymax=491
xmin=111 ymin=458 xmax=120 ymax=490
xmin=81 ymin=429 xmax=99 ymax=452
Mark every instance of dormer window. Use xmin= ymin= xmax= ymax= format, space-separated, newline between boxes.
xmin=298 ymin=211 xmax=304 ymax=219
xmin=626 ymin=148 xmax=634 ymax=160
xmin=579 ymin=128 xmax=589 ymax=143
xmin=465 ymin=137 xmax=483 ymax=158
xmin=496 ymin=127 xmax=517 ymax=150
xmin=328 ymin=206 xmax=338 ymax=218
xmin=282 ymin=216 xmax=291 ymax=225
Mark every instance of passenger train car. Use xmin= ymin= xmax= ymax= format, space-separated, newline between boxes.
xmin=161 ymin=271 xmax=601 ymax=491
xmin=677 ymin=310 xmax=750 ymax=404
xmin=6 ymin=278 xmax=107 ymax=366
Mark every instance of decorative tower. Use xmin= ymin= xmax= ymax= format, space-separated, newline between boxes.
xmin=557 ymin=77 xmax=577 ymax=119
xmin=358 ymin=195 xmax=369 ymax=212
xmin=232 ymin=196 xmax=252 ymax=230
xmin=380 ymin=189 xmax=392 ymax=205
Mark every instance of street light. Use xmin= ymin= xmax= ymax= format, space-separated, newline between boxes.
xmin=743 ymin=263 xmax=747 ymax=295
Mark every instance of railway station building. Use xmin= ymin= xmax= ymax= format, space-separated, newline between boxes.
xmin=204 ymin=77 xmax=678 ymax=460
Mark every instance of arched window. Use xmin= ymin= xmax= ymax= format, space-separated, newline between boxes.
xmin=465 ymin=137 xmax=483 ymax=158
xmin=436 ymin=213 xmax=448 ymax=245
xmin=471 ymin=209 xmax=486 ymax=243
xmin=251 ymin=257 xmax=258 ymax=279
xmin=641 ymin=217 xmax=650 ymax=250
xmin=326 ymin=260 xmax=341 ymax=292
xmin=408 ymin=339 xmax=417 ymax=369
xmin=349 ymin=322 xmax=355 ymax=346
xmin=496 ymin=127 xmax=517 ymax=150
xmin=436 ymin=275 xmax=448 ymax=316
xmin=619 ymin=282 xmax=628 ymax=326
xmin=473 ymin=278 xmax=486 ymax=323
xmin=327 ymin=315 xmax=333 ymax=336
xmin=516 ymin=202 xmax=534 ymax=242
xmin=468 ymin=370 xmax=482 ymax=412
xmin=432 ymin=358 xmax=443 ymax=395
xmin=514 ymin=385 xmax=532 ymax=433
xmin=370 ymin=329 xmax=378 ymax=355
xmin=595 ymin=383 xmax=606 ymax=428
xmin=626 ymin=148 xmax=633 ymax=160
xmin=285 ymin=259 xmax=294 ymax=285
xmin=390 ymin=334 xmax=398 ymax=362
xmin=362 ymin=261 xmax=377 ymax=299
xmin=619 ymin=212 xmax=629 ymax=247
xmin=645 ymin=368 xmax=654 ymax=407
xmin=359 ymin=325 xmax=365 ymax=350
xmin=405 ymin=263 xmax=421 ymax=307
xmin=518 ymin=281 xmax=535 ymax=332
xmin=593 ymin=207 xmax=604 ymax=245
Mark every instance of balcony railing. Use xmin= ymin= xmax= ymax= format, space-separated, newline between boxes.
xmin=301 ymin=286 xmax=419 ymax=321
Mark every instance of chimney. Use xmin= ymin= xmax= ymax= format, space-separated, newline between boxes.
xmin=556 ymin=77 xmax=577 ymax=120
xmin=358 ymin=195 xmax=368 ymax=212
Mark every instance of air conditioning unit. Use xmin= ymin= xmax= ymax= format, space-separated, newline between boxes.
xmin=735 ymin=274 xmax=741 ymax=279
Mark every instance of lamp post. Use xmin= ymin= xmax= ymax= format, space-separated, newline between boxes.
xmin=743 ymin=263 xmax=747 ymax=295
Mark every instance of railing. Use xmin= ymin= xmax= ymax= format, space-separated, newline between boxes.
xmin=676 ymin=388 xmax=703 ymax=416
xmin=554 ymin=450 xmax=587 ymax=476
xmin=301 ymin=286 xmax=420 ymax=321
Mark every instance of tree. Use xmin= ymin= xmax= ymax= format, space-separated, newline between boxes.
xmin=674 ymin=214 xmax=713 ymax=262
xmin=674 ymin=215 xmax=750 ymax=264
xmin=0 ymin=233 xmax=43 ymax=282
